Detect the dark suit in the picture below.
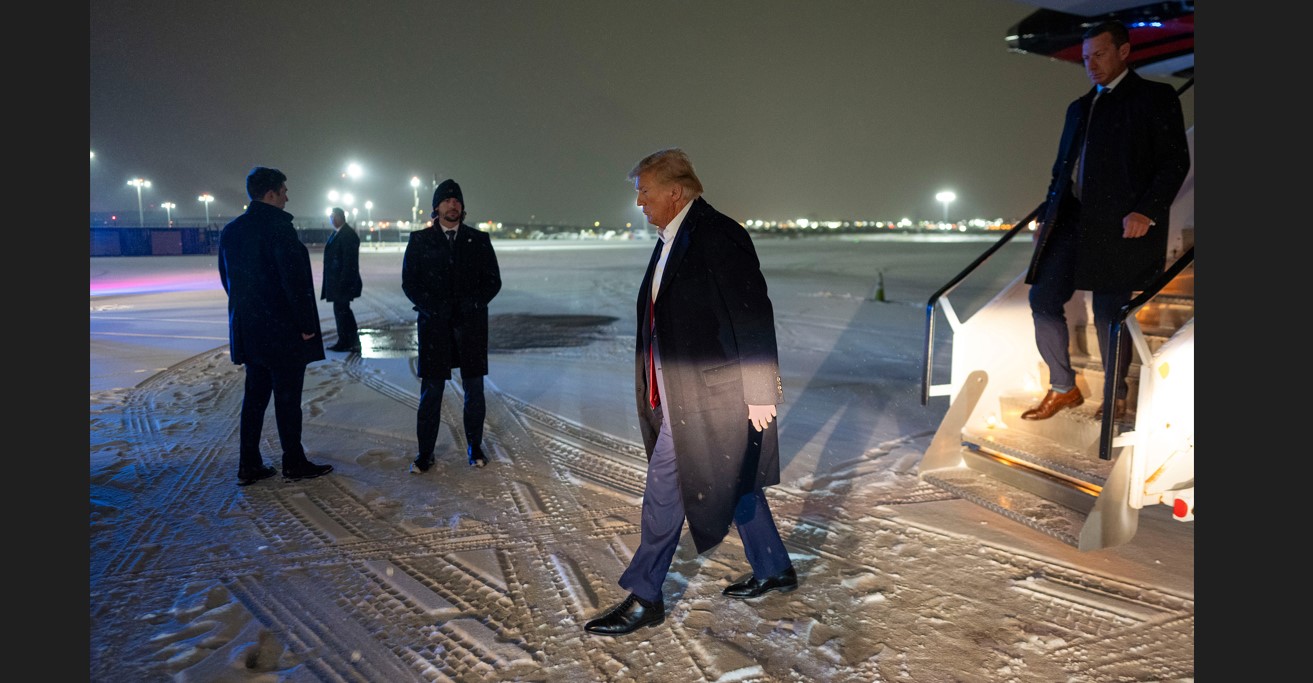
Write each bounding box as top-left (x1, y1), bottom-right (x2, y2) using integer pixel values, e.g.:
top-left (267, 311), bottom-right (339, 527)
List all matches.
top-left (402, 223), bottom-right (502, 458)
top-left (619, 196), bottom-right (790, 605)
top-left (218, 200), bottom-right (324, 470)
top-left (321, 222), bottom-right (362, 347)
top-left (1025, 69), bottom-right (1190, 397)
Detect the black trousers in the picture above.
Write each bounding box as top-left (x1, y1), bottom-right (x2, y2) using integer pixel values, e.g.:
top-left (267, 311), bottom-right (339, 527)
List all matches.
top-left (239, 361), bottom-right (308, 470)
top-left (332, 299), bottom-right (358, 345)
top-left (417, 370), bottom-right (485, 458)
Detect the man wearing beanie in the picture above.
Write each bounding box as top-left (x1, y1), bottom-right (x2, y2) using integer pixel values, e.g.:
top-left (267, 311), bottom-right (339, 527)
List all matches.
top-left (401, 179), bottom-right (502, 471)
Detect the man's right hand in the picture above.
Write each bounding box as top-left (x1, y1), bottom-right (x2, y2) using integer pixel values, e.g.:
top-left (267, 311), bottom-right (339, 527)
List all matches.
top-left (1122, 212), bottom-right (1154, 239)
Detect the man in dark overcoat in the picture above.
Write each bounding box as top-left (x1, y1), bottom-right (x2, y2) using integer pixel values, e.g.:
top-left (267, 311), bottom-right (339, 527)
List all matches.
top-left (218, 166), bottom-right (333, 485)
top-left (402, 179), bottom-right (502, 471)
top-left (322, 206), bottom-right (363, 352)
top-left (584, 148), bottom-right (795, 637)
top-left (1020, 20), bottom-right (1190, 421)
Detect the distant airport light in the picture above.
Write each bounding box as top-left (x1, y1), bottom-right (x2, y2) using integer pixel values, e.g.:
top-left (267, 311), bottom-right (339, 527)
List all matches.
top-left (127, 178), bottom-right (152, 226)
top-left (935, 190), bottom-right (956, 223)
top-left (198, 194), bottom-right (214, 225)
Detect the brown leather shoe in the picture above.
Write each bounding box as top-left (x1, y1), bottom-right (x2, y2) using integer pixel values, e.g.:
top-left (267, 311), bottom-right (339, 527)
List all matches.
top-left (1021, 388), bottom-right (1083, 420)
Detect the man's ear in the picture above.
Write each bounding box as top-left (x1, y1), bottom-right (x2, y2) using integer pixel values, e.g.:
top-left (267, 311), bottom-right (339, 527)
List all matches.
top-left (1118, 41), bottom-right (1131, 62)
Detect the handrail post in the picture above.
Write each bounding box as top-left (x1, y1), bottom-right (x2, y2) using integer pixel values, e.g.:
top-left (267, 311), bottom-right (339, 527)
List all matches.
top-left (920, 206), bottom-right (1041, 406)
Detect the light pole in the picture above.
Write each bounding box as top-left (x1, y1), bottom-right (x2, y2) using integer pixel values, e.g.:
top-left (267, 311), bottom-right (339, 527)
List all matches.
top-left (161, 202), bottom-right (176, 226)
top-left (410, 176), bottom-right (421, 224)
top-left (365, 200), bottom-right (373, 225)
top-left (198, 194), bottom-right (214, 225)
top-left (127, 178), bottom-right (151, 226)
top-left (341, 192), bottom-right (355, 223)
top-left (935, 190), bottom-right (956, 224)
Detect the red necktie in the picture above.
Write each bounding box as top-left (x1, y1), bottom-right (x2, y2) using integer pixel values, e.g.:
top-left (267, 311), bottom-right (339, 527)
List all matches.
top-left (648, 296), bottom-right (659, 408)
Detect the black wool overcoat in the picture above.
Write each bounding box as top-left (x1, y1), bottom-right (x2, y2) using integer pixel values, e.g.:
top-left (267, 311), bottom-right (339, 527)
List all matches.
top-left (218, 201), bottom-right (325, 368)
top-left (1026, 69), bottom-right (1191, 292)
top-left (321, 224), bottom-right (362, 302)
top-left (402, 223), bottom-right (501, 379)
top-left (635, 197), bottom-right (785, 554)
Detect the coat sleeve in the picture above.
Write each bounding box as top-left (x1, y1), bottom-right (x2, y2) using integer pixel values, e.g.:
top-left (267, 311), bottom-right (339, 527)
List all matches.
top-left (346, 229), bottom-right (363, 298)
top-left (707, 219), bottom-right (782, 406)
top-left (477, 233), bottom-right (501, 305)
top-left (1040, 99), bottom-right (1084, 221)
top-left (401, 232), bottom-right (431, 313)
top-left (274, 224), bottom-right (320, 335)
top-left (1132, 84), bottom-right (1191, 221)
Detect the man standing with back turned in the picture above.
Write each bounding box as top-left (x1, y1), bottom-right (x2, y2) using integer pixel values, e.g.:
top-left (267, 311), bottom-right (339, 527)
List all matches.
top-left (322, 206), bottom-right (362, 352)
top-left (219, 166), bottom-right (334, 485)
top-left (583, 148), bottom-right (796, 637)
top-left (1020, 20), bottom-right (1190, 422)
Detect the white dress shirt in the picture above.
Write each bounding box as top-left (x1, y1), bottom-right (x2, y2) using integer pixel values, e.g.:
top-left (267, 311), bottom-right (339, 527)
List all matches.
top-left (651, 199), bottom-right (693, 302)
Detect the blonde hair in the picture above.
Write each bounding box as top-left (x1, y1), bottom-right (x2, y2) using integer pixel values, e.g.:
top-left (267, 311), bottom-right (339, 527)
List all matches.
top-left (628, 148), bottom-right (703, 199)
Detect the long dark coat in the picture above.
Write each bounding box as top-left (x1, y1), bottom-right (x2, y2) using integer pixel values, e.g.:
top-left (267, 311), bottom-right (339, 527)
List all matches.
top-left (218, 201), bottom-right (325, 368)
top-left (402, 223), bottom-right (501, 379)
top-left (1026, 69), bottom-right (1191, 292)
top-left (321, 223), bottom-right (362, 302)
top-left (635, 197), bottom-right (784, 554)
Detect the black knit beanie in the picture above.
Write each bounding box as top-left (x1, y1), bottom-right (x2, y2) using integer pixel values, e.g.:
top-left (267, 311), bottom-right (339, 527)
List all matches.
top-left (431, 179), bottom-right (463, 218)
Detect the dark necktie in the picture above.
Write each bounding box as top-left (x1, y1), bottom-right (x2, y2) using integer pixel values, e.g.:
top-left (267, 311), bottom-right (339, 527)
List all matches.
top-left (445, 229), bottom-right (456, 244)
top-left (648, 296), bottom-right (659, 409)
top-left (1074, 88), bottom-right (1106, 200)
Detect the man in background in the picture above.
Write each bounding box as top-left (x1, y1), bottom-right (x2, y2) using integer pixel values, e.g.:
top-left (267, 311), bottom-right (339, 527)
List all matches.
top-left (1021, 20), bottom-right (1190, 422)
top-left (218, 166), bottom-right (334, 485)
top-left (322, 207), bottom-right (363, 352)
top-left (402, 179), bottom-right (502, 472)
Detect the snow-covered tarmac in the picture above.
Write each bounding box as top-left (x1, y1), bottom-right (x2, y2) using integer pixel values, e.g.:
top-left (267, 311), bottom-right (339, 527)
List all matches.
top-left (90, 236), bottom-right (1193, 682)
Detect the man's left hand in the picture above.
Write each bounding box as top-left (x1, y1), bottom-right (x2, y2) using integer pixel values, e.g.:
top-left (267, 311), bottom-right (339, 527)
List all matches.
top-left (1122, 212), bottom-right (1154, 239)
top-left (748, 404), bottom-right (776, 432)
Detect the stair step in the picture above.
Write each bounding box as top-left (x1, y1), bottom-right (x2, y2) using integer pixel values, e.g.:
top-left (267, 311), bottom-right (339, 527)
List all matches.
top-left (995, 395), bottom-right (1131, 459)
top-left (921, 466), bottom-right (1088, 547)
top-left (964, 428), bottom-right (1114, 486)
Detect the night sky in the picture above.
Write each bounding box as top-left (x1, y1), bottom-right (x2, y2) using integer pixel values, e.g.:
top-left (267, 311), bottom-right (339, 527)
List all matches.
top-left (89, 0), bottom-right (1194, 228)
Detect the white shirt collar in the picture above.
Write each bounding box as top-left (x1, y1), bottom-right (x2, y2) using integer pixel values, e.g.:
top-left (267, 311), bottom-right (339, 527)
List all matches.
top-left (659, 199), bottom-right (694, 244)
top-left (1100, 69), bottom-right (1129, 94)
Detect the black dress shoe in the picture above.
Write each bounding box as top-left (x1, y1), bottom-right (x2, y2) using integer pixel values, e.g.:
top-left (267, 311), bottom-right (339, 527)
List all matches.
top-left (583, 594), bottom-right (665, 636)
top-left (410, 454), bottom-right (434, 474)
top-left (722, 566), bottom-right (799, 599)
top-left (237, 464), bottom-right (277, 486)
top-left (467, 444), bottom-right (488, 468)
top-left (283, 461), bottom-right (334, 481)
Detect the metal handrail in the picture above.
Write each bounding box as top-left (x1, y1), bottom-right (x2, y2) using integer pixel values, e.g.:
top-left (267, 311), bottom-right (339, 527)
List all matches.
top-left (922, 78), bottom-right (1193, 410)
top-left (920, 205), bottom-right (1040, 405)
top-left (1098, 246), bottom-right (1194, 459)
